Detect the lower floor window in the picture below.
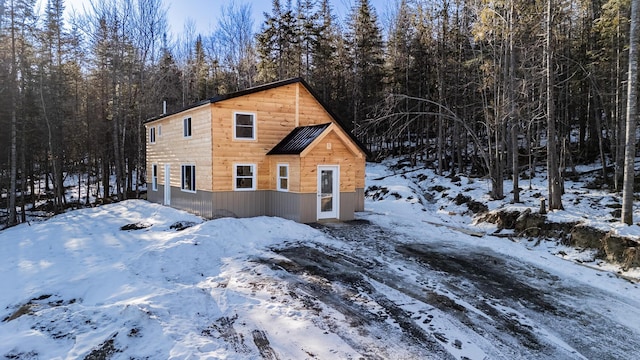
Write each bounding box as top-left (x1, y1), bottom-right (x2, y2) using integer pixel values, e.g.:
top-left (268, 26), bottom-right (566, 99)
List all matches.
top-left (181, 164), bottom-right (196, 192)
top-left (152, 164), bottom-right (158, 191)
top-left (235, 164), bottom-right (256, 190)
top-left (277, 164), bottom-right (288, 191)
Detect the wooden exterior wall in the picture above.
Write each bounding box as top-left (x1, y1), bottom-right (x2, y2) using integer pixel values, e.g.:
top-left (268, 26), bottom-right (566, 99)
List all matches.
top-left (297, 85), bottom-right (338, 126)
top-left (146, 104), bottom-right (213, 192)
top-left (300, 130), bottom-right (364, 193)
top-left (268, 155), bottom-right (301, 192)
top-left (145, 80), bottom-right (366, 222)
top-left (211, 84), bottom-right (298, 192)
top-left (209, 82), bottom-right (357, 193)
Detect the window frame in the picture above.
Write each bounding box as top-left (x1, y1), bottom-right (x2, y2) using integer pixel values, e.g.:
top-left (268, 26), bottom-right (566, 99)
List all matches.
top-left (233, 112), bottom-right (257, 140)
top-left (149, 126), bottom-right (156, 144)
top-left (181, 164), bottom-right (196, 193)
top-left (277, 164), bottom-right (289, 192)
top-left (234, 164), bottom-right (256, 191)
top-left (183, 117), bottom-right (192, 138)
top-left (151, 164), bottom-right (158, 191)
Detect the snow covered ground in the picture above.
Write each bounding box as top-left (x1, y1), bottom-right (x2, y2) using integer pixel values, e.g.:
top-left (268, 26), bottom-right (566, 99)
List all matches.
top-left (1, 160), bottom-right (640, 359)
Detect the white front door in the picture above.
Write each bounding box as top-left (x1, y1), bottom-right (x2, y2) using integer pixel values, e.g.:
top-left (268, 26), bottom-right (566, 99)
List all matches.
top-left (317, 165), bottom-right (339, 220)
top-left (164, 164), bottom-right (171, 205)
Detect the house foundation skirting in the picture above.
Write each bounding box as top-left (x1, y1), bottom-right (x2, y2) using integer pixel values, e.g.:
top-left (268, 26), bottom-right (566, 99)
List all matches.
top-left (147, 186), bottom-right (364, 223)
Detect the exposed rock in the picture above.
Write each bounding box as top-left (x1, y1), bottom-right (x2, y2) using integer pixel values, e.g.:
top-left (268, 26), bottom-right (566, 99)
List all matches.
top-left (120, 223), bottom-right (150, 231)
top-left (474, 208), bottom-right (640, 269)
top-left (453, 193), bottom-right (488, 214)
top-left (570, 225), bottom-right (607, 249)
top-left (603, 233), bottom-right (639, 263)
top-left (623, 247), bottom-right (640, 271)
top-left (475, 210), bottom-right (521, 231)
top-left (169, 221), bottom-right (196, 231)
top-left (514, 209), bottom-right (545, 237)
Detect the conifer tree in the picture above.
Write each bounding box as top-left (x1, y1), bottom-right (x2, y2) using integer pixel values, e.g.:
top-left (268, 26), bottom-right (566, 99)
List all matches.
top-left (309, 0), bottom-right (339, 103)
top-left (346, 0), bottom-right (385, 131)
top-left (257, 0), bottom-right (299, 82)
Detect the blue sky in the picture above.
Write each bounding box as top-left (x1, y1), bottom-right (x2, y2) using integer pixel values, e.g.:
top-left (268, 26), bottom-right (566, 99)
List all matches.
top-left (61, 0), bottom-right (392, 35)
top-left (162, 0), bottom-right (392, 35)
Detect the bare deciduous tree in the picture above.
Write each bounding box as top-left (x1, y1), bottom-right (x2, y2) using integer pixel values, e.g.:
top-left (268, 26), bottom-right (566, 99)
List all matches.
top-left (622, 0), bottom-right (639, 225)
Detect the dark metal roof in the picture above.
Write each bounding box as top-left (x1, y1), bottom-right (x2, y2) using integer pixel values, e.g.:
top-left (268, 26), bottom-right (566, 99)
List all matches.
top-left (267, 123), bottom-right (331, 155)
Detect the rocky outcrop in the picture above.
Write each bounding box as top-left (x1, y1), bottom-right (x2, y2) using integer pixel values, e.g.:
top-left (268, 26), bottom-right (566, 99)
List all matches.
top-left (570, 225), bottom-right (607, 250)
top-left (476, 209), bottom-right (640, 269)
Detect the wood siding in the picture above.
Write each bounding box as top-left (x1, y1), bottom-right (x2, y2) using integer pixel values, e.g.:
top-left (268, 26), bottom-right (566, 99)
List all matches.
top-left (146, 104), bottom-right (213, 192)
top-left (300, 130), bottom-right (364, 193)
top-left (268, 155), bottom-right (301, 192)
top-left (297, 85), bottom-right (337, 126)
top-left (145, 80), bottom-right (367, 222)
top-left (211, 84), bottom-right (299, 192)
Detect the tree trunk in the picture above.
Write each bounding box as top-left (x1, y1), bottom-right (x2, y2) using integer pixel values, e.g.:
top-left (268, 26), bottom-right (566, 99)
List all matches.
top-left (509, 1), bottom-right (519, 203)
top-left (547, 0), bottom-right (564, 210)
top-left (622, 0), bottom-right (640, 225)
top-left (7, 0), bottom-right (19, 227)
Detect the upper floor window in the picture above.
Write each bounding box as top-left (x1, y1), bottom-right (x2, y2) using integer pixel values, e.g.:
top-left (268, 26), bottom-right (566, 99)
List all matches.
top-left (234, 164), bottom-right (256, 191)
top-left (183, 117), bottom-right (192, 138)
top-left (151, 164), bottom-right (158, 191)
top-left (149, 127), bottom-right (156, 143)
top-left (181, 164), bottom-right (196, 192)
top-left (277, 164), bottom-right (289, 192)
top-left (158, 125), bottom-right (162, 136)
top-left (234, 112), bottom-right (256, 140)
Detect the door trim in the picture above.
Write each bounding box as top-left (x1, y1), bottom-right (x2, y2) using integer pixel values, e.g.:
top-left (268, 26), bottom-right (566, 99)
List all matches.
top-left (317, 165), bottom-right (339, 220)
top-left (164, 164), bottom-right (171, 205)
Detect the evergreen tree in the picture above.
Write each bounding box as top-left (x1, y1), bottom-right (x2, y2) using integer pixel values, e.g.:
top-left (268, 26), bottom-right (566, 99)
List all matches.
top-left (193, 35), bottom-right (209, 101)
top-left (309, 0), bottom-right (339, 103)
top-left (387, 0), bottom-right (414, 96)
top-left (346, 0), bottom-right (385, 131)
top-left (155, 40), bottom-right (182, 113)
top-left (257, 0), bottom-right (299, 82)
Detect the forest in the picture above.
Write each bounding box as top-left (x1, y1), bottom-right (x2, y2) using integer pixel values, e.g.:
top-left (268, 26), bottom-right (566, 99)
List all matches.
top-left (1, 0), bottom-right (639, 228)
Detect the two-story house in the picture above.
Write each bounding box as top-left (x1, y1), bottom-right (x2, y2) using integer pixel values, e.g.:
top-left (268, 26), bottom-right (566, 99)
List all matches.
top-left (144, 78), bottom-right (367, 223)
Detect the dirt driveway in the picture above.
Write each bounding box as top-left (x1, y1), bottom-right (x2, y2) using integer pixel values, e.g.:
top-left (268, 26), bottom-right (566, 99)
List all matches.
top-left (259, 220), bottom-right (640, 359)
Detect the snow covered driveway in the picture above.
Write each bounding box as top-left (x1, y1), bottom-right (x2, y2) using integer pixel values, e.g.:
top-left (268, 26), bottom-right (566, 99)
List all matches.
top-left (2, 199), bottom-right (640, 359)
top-left (260, 218), bottom-right (640, 359)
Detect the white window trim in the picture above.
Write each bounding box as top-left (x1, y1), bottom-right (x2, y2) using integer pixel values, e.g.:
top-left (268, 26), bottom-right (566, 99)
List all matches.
top-left (151, 163), bottom-right (158, 191)
top-left (277, 163), bottom-right (289, 192)
top-left (234, 163), bottom-right (256, 191)
top-left (183, 117), bottom-right (192, 138)
top-left (181, 164), bottom-right (196, 193)
top-left (149, 126), bottom-right (156, 144)
top-left (233, 112), bottom-right (257, 140)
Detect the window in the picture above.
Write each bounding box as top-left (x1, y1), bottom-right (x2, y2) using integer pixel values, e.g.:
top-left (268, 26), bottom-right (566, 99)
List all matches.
top-left (183, 117), bottom-right (192, 138)
top-left (277, 164), bottom-right (289, 192)
top-left (149, 127), bottom-right (156, 143)
top-left (151, 164), bottom-right (158, 191)
top-left (158, 125), bottom-right (162, 136)
top-left (234, 164), bottom-right (256, 191)
top-left (234, 112), bottom-right (256, 140)
top-left (181, 165), bottom-right (196, 192)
